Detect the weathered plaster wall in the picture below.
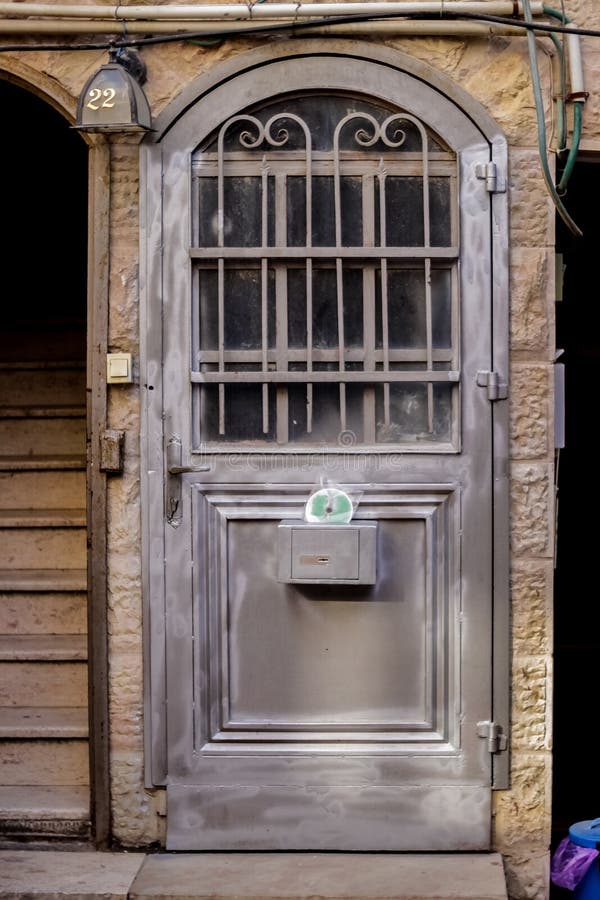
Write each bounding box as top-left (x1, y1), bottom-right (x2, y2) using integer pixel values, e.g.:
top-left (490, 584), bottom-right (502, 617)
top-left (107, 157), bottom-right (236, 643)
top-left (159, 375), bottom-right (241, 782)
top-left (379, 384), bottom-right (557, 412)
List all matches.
top-left (3, 2), bottom-right (600, 893)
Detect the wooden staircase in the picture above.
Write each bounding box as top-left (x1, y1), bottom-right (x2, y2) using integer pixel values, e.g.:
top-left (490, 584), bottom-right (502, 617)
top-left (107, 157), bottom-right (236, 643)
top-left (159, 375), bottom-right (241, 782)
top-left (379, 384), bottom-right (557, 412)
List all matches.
top-left (0, 356), bottom-right (89, 841)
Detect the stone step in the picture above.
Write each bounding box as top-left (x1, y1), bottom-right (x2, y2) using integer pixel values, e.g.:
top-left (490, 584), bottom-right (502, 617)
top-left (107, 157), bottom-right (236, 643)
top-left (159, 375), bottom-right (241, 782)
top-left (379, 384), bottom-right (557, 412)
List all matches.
top-left (0, 528), bottom-right (86, 570)
top-left (0, 661), bottom-right (87, 707)
top-left (0, 405), bottom-right (86, 419)
top-left (3, 508), bottom-right (86, 529)
top-left (0, 417), bottom-right (85, 457)
top-left (0, 786), bottom-right (89, 821)
top-left (0, 509), bottom-right (85, 528)
top-left (0, 788), bottom-right (90, 841)
top-left (132, 854), bottom-right (509, 900)
top-left (0, 470), bottom-right (85, 511)
top-left (0, 365), bottom-right (85, 408)
top-left (0, 707), bottom-right (88, 739)
top-left (0, 571), bottom-right (87, 592)
top-left (0, 592), bottom-right (87, 635)
top-left (0, 740), bottom-right (89, 787)
top-left (0, 456), bottom-right (86, 473)
top-left (0, 635), bottom-right (87, 661)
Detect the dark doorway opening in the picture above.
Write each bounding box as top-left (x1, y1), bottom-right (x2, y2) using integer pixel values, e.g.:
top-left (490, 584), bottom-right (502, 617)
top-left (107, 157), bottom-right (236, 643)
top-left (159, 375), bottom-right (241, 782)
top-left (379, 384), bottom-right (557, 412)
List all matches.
top-left (0, 78), bottom-right (90, 844)
top-left (551, 160), bottom-right (600, 896)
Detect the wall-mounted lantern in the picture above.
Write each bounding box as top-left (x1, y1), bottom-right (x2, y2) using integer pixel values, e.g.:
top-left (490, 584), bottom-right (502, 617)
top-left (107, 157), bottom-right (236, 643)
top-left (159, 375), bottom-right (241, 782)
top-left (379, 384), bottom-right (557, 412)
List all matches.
top-left (75, 47), bottom-right (152, 133)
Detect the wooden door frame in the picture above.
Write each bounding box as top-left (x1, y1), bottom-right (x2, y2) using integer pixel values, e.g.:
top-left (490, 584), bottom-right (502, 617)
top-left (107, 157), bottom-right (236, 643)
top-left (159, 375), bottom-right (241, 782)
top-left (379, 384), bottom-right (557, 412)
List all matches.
top-left (0, 65), bottom-right (111, 848)
top-left (86, 137), bottom-right (111, 850)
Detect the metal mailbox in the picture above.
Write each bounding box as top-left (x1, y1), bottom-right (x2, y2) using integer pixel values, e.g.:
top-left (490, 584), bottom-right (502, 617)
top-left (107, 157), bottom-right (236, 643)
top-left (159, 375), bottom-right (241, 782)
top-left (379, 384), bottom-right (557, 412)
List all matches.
top-left (277, 519), bottom-right (377, 585)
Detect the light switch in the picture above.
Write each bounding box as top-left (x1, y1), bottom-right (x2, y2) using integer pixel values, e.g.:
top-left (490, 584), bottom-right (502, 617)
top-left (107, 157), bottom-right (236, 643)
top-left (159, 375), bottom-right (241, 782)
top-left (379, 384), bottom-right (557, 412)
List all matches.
top-left (107, 353), bottom-right (133, 384)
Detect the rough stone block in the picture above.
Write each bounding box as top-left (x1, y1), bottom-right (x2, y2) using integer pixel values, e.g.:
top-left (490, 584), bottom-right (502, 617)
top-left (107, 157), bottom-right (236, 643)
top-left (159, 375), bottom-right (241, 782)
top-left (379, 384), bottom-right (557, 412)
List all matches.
top-left (511, 659), bottom-right (548, 751)
top-left (511, 563), bottom-right (553, 657)
top-left (493, 753), bottom-right (552, 847)
top-left (111, 753), bottom-right (164, 847)
top-left (509, 149), bottom-right (555, 248)
top-left (510, 464), bottom-right (554, 557)
top-left (510, 365), bottom-right (550, 459)
top-left (510, 248), bottom-right (552, 354)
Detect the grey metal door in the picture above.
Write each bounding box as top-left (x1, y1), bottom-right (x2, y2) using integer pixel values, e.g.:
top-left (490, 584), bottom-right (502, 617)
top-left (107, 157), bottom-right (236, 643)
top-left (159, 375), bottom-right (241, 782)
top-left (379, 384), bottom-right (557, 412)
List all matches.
top-left (142, 45), bottom-right (509, 852)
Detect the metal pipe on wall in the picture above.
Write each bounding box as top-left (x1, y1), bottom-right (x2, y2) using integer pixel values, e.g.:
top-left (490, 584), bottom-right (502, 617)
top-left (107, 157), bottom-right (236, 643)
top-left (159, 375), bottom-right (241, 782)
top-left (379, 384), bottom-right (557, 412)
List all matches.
top-left (0, 18), bottom-right (529, 35)
top-left (0, 1), bottom-right (546, 19)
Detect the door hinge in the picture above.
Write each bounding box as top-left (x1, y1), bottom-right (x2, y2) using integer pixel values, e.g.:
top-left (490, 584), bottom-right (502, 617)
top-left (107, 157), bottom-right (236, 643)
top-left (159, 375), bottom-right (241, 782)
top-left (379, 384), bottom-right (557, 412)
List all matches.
top-left (475, 161), bottom-right (506, 193)
top-left (477, 720), bottom-right (508, 754)
top-left (476, 370), bottom-right (508, 401)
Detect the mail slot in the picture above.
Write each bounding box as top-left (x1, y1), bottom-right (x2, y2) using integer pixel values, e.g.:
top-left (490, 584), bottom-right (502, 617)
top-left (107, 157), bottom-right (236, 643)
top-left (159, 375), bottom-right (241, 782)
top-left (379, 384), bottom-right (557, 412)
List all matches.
top-left (277, 520), bottom-right (377, 585)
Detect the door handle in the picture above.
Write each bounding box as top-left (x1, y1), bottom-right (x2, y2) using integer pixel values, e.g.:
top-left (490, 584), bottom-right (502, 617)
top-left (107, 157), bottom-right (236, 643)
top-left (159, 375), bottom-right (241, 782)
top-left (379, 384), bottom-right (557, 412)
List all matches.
top-left (165, 436), bottom-right (210, 527)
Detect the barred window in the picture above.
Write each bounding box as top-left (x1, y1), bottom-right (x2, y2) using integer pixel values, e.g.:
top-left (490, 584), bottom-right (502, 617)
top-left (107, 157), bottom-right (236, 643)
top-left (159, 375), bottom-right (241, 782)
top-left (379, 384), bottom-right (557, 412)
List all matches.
top-left (190, 93), bottom-right (459, 450)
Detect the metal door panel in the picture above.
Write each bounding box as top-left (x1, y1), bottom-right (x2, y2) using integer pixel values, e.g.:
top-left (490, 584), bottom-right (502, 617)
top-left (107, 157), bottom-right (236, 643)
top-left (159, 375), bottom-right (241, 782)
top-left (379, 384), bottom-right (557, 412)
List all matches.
top-left (142, 44), bottom-right (508, 850)
top-left (167, 784), bottom-right (490, 851)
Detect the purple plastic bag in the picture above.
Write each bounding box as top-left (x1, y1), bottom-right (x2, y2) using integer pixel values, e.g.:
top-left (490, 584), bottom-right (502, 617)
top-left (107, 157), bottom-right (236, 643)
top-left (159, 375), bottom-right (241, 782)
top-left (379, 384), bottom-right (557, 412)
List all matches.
top-left (551, 836), bottom-right (599, 890)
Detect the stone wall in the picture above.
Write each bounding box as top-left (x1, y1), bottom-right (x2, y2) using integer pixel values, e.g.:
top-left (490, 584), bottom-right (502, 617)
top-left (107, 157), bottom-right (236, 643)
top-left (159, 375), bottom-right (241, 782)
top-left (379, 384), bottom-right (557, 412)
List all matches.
top-left (3, 3), bottom-right (600, 894)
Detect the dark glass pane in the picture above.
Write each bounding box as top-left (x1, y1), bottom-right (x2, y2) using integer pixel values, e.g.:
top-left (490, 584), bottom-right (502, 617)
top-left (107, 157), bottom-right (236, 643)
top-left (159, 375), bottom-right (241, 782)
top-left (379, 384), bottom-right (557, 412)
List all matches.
top-left (197, 178), bottom-right (218, 247)
top-left (340, 177), bottom-right (363, 247)
top-left (375, 383), bottom-right (453, 442)
top-left (199, 269), bottom-right (218, 351)
top-left (224, 269), bottom-right (262, 350)
top-left (288, 269), bottom-right (307, 350)
top-left (374, 268), bottom-right (451, 351)
top-left (312, 177), bottom-right (335, 246)
top-left (430, 177), bottom-right (452, 247)
top-left (343, 268), bottom-right (363, 349)
top-left (386, 178), bottom-right (424, 247)
top-left (200, 384), bottom-right (275, 442)
top-left (287, 177), bottom-right (307, 247)
top-left (304, 175), bottom-right (363, 247)
top-left (313, 269), bottom-right (338, 349)
top-left (384, 269), bottom-right (426, 349)
top-left (431, 269), bottom-right (452, 349)
top-left (223, 177), bottom-right (262, 246)
top-left (288, 383), bottom-right (363, 444)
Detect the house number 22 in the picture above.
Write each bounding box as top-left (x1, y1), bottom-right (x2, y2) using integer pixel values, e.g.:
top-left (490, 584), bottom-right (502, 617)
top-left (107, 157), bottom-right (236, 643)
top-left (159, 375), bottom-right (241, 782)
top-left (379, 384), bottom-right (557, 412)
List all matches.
top-left (86, 88), bottom-right (116, 110)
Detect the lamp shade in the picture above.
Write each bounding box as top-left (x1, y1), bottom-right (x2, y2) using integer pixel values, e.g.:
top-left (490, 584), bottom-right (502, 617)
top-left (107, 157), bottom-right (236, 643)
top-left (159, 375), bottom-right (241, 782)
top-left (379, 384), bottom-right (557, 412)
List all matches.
top-left (75, 63), bottom-right (152, 133)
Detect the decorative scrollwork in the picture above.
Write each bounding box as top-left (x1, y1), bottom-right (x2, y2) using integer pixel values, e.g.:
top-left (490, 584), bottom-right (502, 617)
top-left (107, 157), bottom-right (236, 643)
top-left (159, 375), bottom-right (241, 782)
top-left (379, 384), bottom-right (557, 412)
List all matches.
top-left (218, 112), bottom-right (311, 151)
top-left (333, 111), bottom-right (421, 152)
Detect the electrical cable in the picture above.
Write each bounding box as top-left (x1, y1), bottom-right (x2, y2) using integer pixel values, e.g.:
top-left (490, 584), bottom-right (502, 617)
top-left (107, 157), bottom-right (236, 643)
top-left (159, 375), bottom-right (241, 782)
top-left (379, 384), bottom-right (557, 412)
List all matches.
top-left (521, 0), bottom-right (582, 235)
top-left (543, 5), bottom-right (584, 193)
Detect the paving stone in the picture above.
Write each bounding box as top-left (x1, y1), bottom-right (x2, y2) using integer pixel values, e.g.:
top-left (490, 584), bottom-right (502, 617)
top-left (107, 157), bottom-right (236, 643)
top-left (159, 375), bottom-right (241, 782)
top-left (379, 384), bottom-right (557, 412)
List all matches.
top-left (0, 850), bottom-right (145, 899)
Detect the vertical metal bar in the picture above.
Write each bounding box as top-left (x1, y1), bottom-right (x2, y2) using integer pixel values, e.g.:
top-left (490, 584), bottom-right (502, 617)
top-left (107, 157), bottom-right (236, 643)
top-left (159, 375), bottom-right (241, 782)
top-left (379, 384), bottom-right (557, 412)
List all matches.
top-left (261, 156), bottom-right (269, 434)
top-left (363, 172), bottom-right (376, 444)
top-left (377, 158), bottom-right (391, 428)
top-left (421, 130), bottom-right (434, 433)
top-left (333, 133), bottom-right (346, 433)
top-left (217, 259), bottom-right (225, 435)
top-left (305, 128), bottom-right (313, 434)
top-left (275, 172), bottom-right (288, 444)
top-left (217, 130), bottom-right (227, 434)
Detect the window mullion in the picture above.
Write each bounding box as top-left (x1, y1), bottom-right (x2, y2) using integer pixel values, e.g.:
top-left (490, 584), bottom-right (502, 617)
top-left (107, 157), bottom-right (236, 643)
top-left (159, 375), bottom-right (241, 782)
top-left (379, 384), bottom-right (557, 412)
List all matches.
top-left (362, 172), bottom-right (376, 444)
top-left (275, 171), bottom-right (289, 444)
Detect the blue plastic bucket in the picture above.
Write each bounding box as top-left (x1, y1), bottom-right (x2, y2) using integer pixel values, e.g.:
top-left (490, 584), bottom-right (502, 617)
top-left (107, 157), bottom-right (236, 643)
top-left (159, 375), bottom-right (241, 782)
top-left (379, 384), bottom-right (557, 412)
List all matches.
top-left (570, 819), bottom-right (600, 899)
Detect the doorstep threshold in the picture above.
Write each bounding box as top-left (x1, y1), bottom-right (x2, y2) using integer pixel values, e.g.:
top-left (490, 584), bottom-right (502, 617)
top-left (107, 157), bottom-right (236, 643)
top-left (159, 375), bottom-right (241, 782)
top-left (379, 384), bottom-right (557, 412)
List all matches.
top-left (0, 850), bottom-right (508, 900)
